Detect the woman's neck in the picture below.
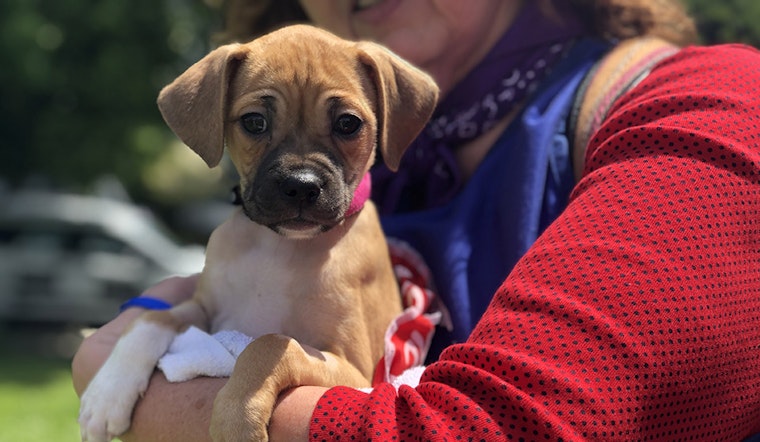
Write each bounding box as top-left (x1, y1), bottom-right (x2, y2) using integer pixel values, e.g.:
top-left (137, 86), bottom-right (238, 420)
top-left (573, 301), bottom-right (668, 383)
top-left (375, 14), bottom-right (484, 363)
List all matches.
top-left (454, 107), bottom-right (518, 180)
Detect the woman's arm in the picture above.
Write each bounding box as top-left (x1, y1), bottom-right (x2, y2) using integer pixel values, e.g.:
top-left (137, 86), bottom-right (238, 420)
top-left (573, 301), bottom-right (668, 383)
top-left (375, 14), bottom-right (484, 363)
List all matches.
top-left (304, 44), bottom-right (760, 441)
top-left (122, 374), bottom-right (223, 442)
top-left (268, 387), bottom-right (326, 442)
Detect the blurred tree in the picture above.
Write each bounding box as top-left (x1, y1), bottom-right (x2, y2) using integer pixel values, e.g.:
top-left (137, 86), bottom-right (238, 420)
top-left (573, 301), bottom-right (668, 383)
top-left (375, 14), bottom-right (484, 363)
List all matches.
top-left (0, 0), bottom-right (221, 199)
top-left (0, 0), bottom-right (756, 204)
top-left (684, 0), bottom-right (760, 46)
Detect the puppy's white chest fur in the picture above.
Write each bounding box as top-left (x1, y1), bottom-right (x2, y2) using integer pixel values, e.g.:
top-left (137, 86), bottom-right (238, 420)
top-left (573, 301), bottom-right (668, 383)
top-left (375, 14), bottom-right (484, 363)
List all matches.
top-left (198, 209), bottom-right (342, 338)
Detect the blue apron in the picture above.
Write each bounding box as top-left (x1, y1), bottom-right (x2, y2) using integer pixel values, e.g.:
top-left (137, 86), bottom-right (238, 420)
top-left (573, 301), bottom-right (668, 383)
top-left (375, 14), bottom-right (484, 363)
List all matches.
top-left (379, 40), bottom-right (610, 358)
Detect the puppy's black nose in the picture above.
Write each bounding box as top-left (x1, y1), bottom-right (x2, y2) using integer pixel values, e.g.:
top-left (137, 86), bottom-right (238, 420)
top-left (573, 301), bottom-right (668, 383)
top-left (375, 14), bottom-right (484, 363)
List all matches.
top-left (280, 171), bottom-right (322, 204)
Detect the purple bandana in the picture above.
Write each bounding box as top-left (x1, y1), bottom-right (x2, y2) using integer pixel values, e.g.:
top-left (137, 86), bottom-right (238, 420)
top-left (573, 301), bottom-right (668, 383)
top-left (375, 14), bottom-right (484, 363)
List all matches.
top-left (372, 2), bottom-right (584, 214)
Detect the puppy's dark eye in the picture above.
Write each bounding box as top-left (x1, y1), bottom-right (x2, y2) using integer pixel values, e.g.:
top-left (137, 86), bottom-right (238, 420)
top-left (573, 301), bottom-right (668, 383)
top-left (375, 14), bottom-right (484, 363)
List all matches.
top-left (333, 114), bottom-right (362, 137)
top-left (241, 113), bottom-right (268, 135)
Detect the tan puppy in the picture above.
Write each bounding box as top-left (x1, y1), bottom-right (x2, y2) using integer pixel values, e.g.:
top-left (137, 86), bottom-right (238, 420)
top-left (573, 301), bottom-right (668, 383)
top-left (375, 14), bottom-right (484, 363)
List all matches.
top-left (78, 24), bottom-right (438, 442)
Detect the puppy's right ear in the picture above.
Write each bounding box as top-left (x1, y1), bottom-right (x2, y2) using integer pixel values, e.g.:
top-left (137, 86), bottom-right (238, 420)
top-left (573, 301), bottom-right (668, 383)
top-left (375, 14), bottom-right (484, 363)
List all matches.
top-left (157, 43), bottom-right (247, 168)
top-left (356, 42), bottom-right (439, 172)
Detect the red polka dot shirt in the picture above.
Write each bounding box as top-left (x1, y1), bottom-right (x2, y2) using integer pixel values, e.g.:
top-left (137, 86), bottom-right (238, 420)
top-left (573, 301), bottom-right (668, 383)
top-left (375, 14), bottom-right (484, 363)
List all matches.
top-left (310, 44), bottom-right (760, 441)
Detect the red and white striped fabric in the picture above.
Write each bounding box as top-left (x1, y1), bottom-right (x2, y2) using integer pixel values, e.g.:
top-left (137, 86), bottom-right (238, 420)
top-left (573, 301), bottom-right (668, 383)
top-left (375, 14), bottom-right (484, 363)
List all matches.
top-left (372, 239), bottom-right (449, 386)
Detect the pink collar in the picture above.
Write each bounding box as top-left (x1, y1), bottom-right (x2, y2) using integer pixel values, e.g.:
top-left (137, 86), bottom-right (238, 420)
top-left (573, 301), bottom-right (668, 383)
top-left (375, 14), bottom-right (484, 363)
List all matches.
top-left (345, 173), bottom-right (371, 218)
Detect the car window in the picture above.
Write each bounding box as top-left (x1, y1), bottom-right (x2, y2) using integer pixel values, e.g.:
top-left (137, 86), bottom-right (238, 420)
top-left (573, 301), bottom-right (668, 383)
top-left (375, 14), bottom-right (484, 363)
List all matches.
top-left (77, 233), bottom-right (127, 254)
top-left (0, 226), bottom-right (17, 244)
top-left (9, 228), bottom-right (67, 251)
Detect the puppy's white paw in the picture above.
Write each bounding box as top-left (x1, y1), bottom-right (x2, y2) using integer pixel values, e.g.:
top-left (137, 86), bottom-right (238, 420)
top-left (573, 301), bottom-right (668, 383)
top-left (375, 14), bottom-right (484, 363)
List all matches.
top-left (78, 367), bottom-right (150, 442)
top-left (78, 316), bottom-right (180, 441)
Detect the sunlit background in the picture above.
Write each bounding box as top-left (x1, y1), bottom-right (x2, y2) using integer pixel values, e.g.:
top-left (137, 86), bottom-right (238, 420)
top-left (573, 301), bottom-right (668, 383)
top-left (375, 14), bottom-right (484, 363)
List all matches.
top-left (0, 0), bottom-right (758, 440)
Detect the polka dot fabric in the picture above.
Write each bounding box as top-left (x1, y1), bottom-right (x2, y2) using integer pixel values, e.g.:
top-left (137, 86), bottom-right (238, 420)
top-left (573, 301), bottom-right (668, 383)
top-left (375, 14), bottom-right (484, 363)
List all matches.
top-left (310, 44), bottom-right (760, 441)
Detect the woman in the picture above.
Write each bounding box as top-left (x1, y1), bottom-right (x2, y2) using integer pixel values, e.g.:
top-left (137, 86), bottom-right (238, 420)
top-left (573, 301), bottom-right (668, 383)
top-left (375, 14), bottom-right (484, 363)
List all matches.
top-left (73, 1), bottom-right (760, 440)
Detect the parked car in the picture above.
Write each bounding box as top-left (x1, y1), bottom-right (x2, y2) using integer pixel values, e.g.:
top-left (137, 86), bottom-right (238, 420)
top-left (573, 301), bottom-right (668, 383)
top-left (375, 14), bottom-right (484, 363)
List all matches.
top-left (0, 189), bottom-right (206, 325)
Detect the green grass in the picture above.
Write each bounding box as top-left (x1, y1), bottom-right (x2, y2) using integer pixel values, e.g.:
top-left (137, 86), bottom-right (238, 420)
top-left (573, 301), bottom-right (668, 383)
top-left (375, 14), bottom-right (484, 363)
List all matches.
top-left (0, 325), bottom-right (81, 442)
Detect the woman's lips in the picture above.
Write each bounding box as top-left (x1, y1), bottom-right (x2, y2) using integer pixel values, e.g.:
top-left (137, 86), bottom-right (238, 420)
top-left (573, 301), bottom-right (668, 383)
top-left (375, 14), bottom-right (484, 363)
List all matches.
top-left (354, 0), bottom-right (384, 12)
top-left (351, 0), bottom-right (401, 25)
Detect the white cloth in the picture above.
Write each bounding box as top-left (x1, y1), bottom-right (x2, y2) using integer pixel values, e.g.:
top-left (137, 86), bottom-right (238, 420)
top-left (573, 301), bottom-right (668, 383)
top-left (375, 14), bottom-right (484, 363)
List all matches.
top-left (358, 365), bottom-right (426, 393)
top-left (157, 326), bottom-right (253, 382)
top-left (158, 326), bottom-right (426, 391)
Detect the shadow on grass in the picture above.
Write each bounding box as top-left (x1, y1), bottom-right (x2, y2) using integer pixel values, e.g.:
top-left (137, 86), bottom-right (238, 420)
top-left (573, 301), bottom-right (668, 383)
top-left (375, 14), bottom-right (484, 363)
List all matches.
top-left (0, 321), bottom-right (82, 385)
top-left (0, 322), bottom-right (83, 442)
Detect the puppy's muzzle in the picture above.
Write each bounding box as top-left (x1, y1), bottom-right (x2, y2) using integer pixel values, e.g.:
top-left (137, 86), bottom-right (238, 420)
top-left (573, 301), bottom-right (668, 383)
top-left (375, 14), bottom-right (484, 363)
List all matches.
top-left (243, 164), bottom-right (348, 237)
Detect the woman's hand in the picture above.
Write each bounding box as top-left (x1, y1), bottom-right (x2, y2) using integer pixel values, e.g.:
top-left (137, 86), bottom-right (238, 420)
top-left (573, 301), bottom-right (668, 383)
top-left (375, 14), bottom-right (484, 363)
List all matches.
top-left (72, 274), bottom-right (200, 396)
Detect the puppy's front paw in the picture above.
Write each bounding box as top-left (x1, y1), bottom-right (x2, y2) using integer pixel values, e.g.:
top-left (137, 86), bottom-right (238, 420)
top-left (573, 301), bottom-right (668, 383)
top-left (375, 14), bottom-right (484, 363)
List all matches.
top-left (209, 381), bottom-right (276, 442)
top-left (78, 368), bottom-right (149, 442)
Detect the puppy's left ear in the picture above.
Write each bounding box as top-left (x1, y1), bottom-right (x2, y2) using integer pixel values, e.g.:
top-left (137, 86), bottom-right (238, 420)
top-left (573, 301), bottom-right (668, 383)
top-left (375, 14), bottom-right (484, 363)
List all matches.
top-left (357, 42), bottom-right (439, 171)
top-left (157, 43), bottom-right (248, 168)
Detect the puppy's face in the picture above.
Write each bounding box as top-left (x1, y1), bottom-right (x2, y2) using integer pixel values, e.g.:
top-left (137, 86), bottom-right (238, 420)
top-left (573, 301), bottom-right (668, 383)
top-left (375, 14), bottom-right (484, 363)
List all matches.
top-left (224, 41), bottom-right (378, 238)
top-left (157, 25), bottom-right (439, 239)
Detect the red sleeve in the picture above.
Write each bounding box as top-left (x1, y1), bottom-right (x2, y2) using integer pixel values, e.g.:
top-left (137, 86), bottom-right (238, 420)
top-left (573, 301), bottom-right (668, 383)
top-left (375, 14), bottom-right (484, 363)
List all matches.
top-left (309, 44), bottom-right (760, 441)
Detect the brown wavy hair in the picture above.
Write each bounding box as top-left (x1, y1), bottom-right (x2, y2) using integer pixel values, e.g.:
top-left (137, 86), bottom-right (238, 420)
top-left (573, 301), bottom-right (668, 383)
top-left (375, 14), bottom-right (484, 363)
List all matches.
top-left (564, 0), bottom-right (697, 46)
top-left (215, 0), bottom-right (698, 46)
